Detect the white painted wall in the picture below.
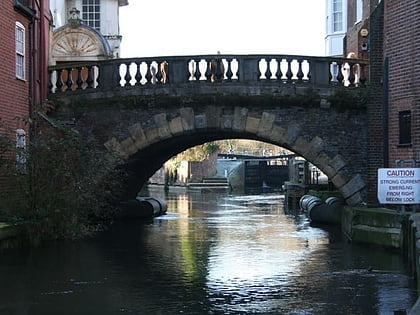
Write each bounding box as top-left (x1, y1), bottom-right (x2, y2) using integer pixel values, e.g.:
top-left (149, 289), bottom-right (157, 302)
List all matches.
top-left (50, 0), bottom-right (125, 57)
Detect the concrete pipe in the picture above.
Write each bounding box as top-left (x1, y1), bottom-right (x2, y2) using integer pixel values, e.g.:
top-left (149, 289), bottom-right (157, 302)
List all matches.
top-left (118, 197), bottom-right (167, 219)
top-left (142, 197), bottom-right (167, 215)
top-left (299, 195), bottom-right (322, 212)
top-left (325, 197), bottom-right (345, 206)
top-left (117, 199), bottom-right (154, 219)
top-left (299, 195), bottom-right (313, 211)
top-left (138, 198), bottom-right (161, 217)
top-left (308, 203), bottom-right (342, 224)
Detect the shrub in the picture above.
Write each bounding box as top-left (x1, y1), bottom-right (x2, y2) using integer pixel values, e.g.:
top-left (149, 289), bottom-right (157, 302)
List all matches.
top-left (0, 115), bottom-right (121, 240)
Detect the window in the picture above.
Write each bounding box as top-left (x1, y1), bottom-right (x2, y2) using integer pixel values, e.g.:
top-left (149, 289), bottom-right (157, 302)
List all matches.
top-left (82, 0), bottom-right (100, 31)
top-left (356, 0), bottom-right (363, 23)
top-left (15, 0), bottom-right (30, 7)
top-left (332, 0), bottom-right (343, 32)
top-left (16, 129), bottom-right (26, 172)
top-left (399, 111), bottom-right (412, 145)
top-left (15, 22), bottom-right (25, 80)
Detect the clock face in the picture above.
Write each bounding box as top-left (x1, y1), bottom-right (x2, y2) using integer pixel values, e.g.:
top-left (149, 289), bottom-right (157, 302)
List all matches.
top-left (360, 29), bottom-right (369, 37)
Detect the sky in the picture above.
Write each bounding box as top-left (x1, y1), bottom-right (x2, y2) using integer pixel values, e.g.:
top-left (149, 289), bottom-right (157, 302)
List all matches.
top-left (119, 0), bottom-right (326, 58)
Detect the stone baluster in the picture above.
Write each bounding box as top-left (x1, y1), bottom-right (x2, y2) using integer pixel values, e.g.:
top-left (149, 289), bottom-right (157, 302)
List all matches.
top-left (264, 59), bottom-right (272, 80)
top-left (193, 60), bottom-right (201, 81)
top-left (276, 58), bottom-right (283, 81)
top-left (115, 63), bottom-right (123, 87)
top-left (135, 62), bottom-right (142, 85)
top-left (86, 65), bottom-right (94, 88)
top-left (328, 63), bottom-right (333, 82)
top-left (155, 61), bottom-right (163, 84)
top-left (144, 62), bottom-right (153, 84)
top-left (124, 62), bottom-right (132, 86)
top-left (215, 58), bottom-right (224, 81)
top-left (306, 60), bottom-right (312, 82)
top-left (65, 68), bottom-right (73, 91)
top-left (205, 58), bottom-right (212, 82)
top-left (55, 69), bottom-right (64, 92)
top-left (348, 62), bottom-right (356, 87)
top-left (336, 61), bottom-right (344, 84)
top-left (48, 71), bottom-right (54, 93)
top-left (257, 59), bottom-right (262, 80)
top-left (296, 59), bottom-right (304, 82)
top-left (225, 58), bottom-right (233, 82)
top-left (76, 67), bottom-right (84, 89)
top-left (286, 58), bottom-right (293, 82)
top-left (46, 55), bottom-right (369, 94)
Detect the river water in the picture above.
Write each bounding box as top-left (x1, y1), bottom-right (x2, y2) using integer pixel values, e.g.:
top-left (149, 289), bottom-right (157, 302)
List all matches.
top-left (0, 191), bottom-right (416, 314)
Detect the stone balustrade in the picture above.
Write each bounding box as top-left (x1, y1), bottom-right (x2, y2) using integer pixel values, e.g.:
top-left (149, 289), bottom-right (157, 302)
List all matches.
top-left (48, 54), bottom-right (368, 94)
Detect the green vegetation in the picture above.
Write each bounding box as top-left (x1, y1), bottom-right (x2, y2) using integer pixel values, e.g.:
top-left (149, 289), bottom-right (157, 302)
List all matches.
top-left (0, 114), bottom-right (121, 241)
top-left (216, 139), bottom-right (289, 156)
top-left (308, 190), bottom-right (343, 201)
top-left (163, 142), bottom-right (219, 186)
top-left (173, 142), bottom-right (219, 163)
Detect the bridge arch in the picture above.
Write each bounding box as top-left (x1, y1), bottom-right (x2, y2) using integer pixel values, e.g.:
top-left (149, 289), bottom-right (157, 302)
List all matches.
top-left (102, 105), bottom-right (366, 206)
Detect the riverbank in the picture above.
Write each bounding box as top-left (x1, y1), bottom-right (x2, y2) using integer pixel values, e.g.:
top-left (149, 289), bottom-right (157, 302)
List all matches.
top-left (341, 207), bottom-right (420, 314)
top-left (0, 223), bottom-right (21, 240)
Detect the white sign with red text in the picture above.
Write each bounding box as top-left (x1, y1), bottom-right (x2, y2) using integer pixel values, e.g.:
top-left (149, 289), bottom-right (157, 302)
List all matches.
top-left (378, 168), bottom-right (420, 204)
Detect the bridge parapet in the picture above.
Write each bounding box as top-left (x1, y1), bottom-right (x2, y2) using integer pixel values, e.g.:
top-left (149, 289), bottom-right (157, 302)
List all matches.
top-left (48, 54), bottom-right (368, 94)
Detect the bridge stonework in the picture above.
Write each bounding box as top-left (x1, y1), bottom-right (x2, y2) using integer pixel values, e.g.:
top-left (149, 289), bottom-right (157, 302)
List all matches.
top-left (48, 54), bottom-right (369, 205)
top-left (50, 92), bottom-right (367, 206)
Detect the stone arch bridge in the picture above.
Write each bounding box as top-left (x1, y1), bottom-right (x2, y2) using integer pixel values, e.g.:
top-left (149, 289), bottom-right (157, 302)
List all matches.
top-left (48, 54), bottom-right (369, 206)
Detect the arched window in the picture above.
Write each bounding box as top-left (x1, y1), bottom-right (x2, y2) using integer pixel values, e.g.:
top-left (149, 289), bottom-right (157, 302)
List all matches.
top-left (15, 22), bottom-right (25, 80)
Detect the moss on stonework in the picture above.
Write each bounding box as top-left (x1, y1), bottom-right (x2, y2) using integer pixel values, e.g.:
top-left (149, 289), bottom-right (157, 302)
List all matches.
top-left (50, 86), bottom-right (367, 112)
top-left (327, 88), bottom-right (368, 110)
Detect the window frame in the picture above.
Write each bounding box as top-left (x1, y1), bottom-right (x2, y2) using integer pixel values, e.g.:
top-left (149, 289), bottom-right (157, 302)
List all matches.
top-left (332, 0), bottom-right (343, 32)
top-left (356, 0), bottom-right (363, 23)
top-left (82, 0), bottom-right (101, 31)
top-left (15, 22), bottom-right (25, 80)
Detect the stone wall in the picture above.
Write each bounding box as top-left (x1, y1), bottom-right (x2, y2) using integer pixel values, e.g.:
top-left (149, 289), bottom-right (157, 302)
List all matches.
top-left (50, 86), bottom-right (369, 205)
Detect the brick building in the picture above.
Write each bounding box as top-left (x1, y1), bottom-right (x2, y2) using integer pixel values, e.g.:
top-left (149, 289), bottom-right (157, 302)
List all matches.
top-left (0, 1), bottom-right (51, 183)
top-left (344, 0), bottom-right (420, 204)
top-left (382, 0), bottom-right (419, 168)
top-left (0, 1), bottom-right (50, 143)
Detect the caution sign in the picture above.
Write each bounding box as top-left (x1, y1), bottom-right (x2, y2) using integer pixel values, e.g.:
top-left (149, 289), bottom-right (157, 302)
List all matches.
top-left (377, 168), bottom-right (420, 204)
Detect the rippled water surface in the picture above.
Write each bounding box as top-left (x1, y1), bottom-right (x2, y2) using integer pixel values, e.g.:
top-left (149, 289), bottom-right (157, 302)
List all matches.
top-left (0, 191), bottom-right (416, 314)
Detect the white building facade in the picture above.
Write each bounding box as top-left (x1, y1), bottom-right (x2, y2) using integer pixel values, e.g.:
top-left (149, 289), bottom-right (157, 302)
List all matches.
top-left (325, 0), bottom-right (348, 56)
top-left (49, 0), bottom-right (128, 64)
top-left (325, 0), bottom-right (366, 57)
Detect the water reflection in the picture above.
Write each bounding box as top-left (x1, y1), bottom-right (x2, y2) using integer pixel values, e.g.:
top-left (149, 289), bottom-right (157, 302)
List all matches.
top-left (0, 190), bottom-right (416, 314)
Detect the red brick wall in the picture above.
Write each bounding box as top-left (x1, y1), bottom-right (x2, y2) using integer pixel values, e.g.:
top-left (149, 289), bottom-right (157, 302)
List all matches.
top-left (0, 3), bottom-right (32, 189)
top-left (366, 1), bottom-right (384, 204)
top-left (384, 0), bottom-right (420, 165)
top-left (0, 2), bottom-right (31, 134)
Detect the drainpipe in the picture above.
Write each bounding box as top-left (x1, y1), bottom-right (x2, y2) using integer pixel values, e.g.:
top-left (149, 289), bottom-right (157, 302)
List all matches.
top-left (382, 57), bottom-right (389, 168)
top-left (28, 13), bottom-right (34, 118)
